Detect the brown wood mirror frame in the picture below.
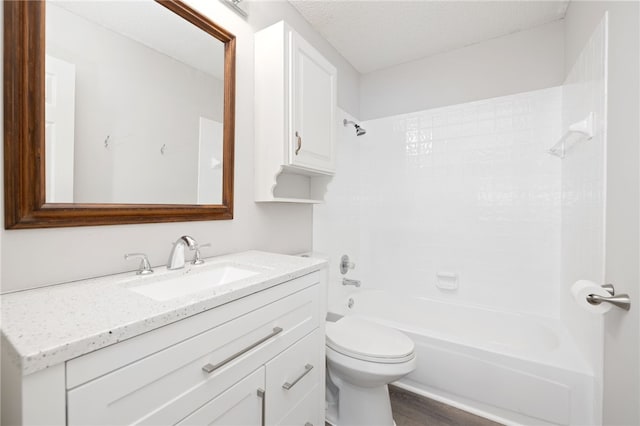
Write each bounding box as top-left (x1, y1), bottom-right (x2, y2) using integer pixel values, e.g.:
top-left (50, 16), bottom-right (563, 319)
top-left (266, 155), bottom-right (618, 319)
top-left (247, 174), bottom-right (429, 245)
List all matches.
top-left (4, 0), bottom-right (236, 229)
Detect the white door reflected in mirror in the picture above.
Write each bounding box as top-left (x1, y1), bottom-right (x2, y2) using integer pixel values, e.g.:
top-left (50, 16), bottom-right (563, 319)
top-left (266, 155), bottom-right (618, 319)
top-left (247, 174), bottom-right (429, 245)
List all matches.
top-left (44, 0), bottom-right (225, 205)
top-left (197, 117), bottom-right (223, 204)
top-left (45, 54), bottom-right (76, 203)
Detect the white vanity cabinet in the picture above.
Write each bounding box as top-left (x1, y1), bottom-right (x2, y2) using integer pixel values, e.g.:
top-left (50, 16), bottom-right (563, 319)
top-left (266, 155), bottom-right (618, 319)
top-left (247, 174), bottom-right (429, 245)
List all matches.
top-left (2, 267), bottom-right (327, 426)
top-left (255, 21), bottom-right (337, 203)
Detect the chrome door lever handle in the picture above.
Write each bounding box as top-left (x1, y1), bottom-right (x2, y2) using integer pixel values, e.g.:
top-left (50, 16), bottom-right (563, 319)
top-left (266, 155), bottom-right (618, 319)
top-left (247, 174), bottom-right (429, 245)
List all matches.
top-left (601, 284), bottom-right (615, 295)
top-left (587, 293), bottom-right (631, 311)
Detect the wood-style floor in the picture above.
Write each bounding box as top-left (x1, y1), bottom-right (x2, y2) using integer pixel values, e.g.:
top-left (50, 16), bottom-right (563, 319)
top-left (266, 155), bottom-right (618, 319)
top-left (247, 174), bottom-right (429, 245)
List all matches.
top-left (388, 385), bottom-right (504, 426)
top-left (325, 385), bottom-right (504, 426)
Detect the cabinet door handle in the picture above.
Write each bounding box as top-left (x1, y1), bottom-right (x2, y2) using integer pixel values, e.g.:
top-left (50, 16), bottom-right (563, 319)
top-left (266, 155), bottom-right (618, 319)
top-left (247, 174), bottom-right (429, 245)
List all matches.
top-left (257, 388), bottom-right (266, 426)
top-left (282, 364), bottom-right (313, 390)
top-left (304, 423), bottom-right (313, 426)
top-left (295, 131), bottom-right (302, 155)
top-left (202, 327), bottom-right (283, 374)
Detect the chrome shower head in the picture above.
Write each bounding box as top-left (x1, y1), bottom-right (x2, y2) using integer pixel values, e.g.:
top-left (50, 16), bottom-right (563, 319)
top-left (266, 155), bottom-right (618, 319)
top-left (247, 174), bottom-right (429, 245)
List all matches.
top-left (344, 119), bottom-right (367, 136)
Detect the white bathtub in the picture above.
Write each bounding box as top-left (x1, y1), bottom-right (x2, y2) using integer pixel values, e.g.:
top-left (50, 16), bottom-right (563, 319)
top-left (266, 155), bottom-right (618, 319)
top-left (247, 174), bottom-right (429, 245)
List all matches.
top-left (333, 290), bottom-right (597, 426)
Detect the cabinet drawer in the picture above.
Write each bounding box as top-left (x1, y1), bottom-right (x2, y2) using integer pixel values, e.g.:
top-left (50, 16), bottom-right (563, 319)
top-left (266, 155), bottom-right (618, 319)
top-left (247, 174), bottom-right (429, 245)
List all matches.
top-left (266, 329), bottom-right (324, 425)
top-left (276, 385), bottom-right (322, 426)
top-left (67, 285), bottom-right (319, 425)
top-left (177, 367), bottom-right (265, 426)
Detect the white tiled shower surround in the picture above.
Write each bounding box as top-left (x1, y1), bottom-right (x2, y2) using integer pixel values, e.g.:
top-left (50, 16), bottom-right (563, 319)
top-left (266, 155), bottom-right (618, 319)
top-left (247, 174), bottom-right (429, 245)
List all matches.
top-left (316, 87), bottom-right (563, 317)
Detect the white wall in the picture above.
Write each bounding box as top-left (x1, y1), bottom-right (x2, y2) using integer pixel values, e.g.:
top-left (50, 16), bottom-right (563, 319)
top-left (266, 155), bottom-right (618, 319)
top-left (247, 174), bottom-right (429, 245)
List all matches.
top-left (316, 87), bottom-right (563, 317)
top-left (0, 0), bottom-right (360, 293)
top-left (47, 4), bottom-right (223, 204)
top-left (360, 20), bottom-right (565, 121)
top-left (564, 2), bottom-right (640, 425)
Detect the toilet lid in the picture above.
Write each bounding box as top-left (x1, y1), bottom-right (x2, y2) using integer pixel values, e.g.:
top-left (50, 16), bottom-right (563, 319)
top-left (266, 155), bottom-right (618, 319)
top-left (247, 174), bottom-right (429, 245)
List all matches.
top-left (326, 316), bottom-right (415, 361)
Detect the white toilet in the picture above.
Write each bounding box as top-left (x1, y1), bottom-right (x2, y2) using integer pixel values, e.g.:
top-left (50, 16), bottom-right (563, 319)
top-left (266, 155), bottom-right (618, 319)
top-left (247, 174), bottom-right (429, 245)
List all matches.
top-left (325, 316), bottom-right (417, 426)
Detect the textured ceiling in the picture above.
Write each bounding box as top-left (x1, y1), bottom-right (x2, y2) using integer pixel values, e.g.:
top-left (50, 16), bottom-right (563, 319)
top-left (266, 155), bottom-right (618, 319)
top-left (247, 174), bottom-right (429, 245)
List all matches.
top-left (288, 0), bottom-right (570, 74)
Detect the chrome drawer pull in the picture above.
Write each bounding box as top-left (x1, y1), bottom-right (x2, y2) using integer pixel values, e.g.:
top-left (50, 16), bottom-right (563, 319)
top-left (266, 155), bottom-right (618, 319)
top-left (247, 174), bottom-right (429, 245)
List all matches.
top-left (257, 388), bottom-right (266, 426)
top-left (304, 423), bottom-right (313, 426)
top-left (282, 364), bottom-right (313, 390)
top-left (202, 327), bottom-right (283, 374)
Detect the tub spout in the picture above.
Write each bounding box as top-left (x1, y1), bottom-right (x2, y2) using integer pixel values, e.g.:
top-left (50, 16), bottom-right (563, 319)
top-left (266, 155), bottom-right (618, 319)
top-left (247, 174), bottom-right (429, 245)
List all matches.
top-left (342, 278), bottom-right (361, 287)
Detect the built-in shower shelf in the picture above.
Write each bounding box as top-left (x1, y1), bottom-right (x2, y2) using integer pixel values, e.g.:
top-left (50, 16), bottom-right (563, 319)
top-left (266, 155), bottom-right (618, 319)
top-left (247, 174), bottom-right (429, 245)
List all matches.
top-left (548, 112), bottom-right (594, 159)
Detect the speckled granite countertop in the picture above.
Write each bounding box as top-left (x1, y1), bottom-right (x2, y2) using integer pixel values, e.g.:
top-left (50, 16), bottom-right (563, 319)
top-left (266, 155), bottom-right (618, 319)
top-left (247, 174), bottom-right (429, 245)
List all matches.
top-left (1, 251), bottom-right (326, 376)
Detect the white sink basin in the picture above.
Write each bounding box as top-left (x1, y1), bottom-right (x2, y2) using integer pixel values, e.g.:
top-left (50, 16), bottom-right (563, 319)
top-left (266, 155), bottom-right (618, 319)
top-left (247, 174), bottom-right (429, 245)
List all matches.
top-left (128, 263), bottom-right (261, 301)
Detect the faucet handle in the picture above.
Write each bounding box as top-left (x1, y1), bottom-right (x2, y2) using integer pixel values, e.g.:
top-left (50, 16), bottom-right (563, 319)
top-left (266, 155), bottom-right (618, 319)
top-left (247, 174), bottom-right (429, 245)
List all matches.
top-left (340, 254), bottom-right (356, 275)
top-left (192, 243), bottom-right (211, 265)
top-left (125, 253), bottom-right (154, 275)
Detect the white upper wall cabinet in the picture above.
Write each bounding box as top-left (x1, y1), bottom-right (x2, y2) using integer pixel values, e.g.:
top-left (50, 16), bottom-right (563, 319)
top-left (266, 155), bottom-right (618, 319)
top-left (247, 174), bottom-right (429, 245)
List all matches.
top-left (255, 21), bottom-right (337, 203)
top-left (290, 33), bottom-right (336, 172)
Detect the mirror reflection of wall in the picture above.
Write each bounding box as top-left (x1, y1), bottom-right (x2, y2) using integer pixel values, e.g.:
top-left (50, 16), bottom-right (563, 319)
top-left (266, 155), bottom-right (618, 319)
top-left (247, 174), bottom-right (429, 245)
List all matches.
top-left (45, 1), bottom-right (225, 205)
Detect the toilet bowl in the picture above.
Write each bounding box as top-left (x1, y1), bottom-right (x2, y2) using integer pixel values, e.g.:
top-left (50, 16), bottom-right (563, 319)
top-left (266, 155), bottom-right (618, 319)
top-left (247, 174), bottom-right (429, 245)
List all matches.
top-left (325, 316), bottom-right (417, 426)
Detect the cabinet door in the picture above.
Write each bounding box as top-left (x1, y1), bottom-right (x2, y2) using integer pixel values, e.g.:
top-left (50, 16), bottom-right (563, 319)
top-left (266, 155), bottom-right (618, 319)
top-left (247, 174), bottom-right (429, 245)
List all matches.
top-left (276, 386), bottom-right (322, 426)
top-left (178, 367), bottom-right (265, 426)
top-left (266, 330), bottom-right (323, 425)
top-left (289, 31), bottom-right (337, 174)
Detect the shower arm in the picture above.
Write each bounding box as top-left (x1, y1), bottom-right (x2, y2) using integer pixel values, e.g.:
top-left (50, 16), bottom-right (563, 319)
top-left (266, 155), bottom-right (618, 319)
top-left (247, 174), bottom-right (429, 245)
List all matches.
top-left (343, 118), bottom-right (367, 136)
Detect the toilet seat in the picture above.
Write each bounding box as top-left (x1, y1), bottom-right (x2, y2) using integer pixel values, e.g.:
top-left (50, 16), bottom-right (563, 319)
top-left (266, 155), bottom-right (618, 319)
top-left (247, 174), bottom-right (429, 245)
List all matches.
top-left (326, 316), bottom-right (415, 364)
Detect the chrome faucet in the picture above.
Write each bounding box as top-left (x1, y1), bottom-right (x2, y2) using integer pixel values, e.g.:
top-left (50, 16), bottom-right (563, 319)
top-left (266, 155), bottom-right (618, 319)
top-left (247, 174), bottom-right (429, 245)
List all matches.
top-left (167, 235), bottom-right (197, 270)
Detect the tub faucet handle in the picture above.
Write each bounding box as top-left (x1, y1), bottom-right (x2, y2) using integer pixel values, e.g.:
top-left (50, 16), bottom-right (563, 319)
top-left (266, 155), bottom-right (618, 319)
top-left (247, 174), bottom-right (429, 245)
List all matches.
top-left (340, 254), bottom-right (356, 275)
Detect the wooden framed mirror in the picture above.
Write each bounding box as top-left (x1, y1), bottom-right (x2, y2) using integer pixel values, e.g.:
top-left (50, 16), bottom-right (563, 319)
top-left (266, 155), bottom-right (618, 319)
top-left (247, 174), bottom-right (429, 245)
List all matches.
top-left (4, 0), bottom-right (235, 229)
